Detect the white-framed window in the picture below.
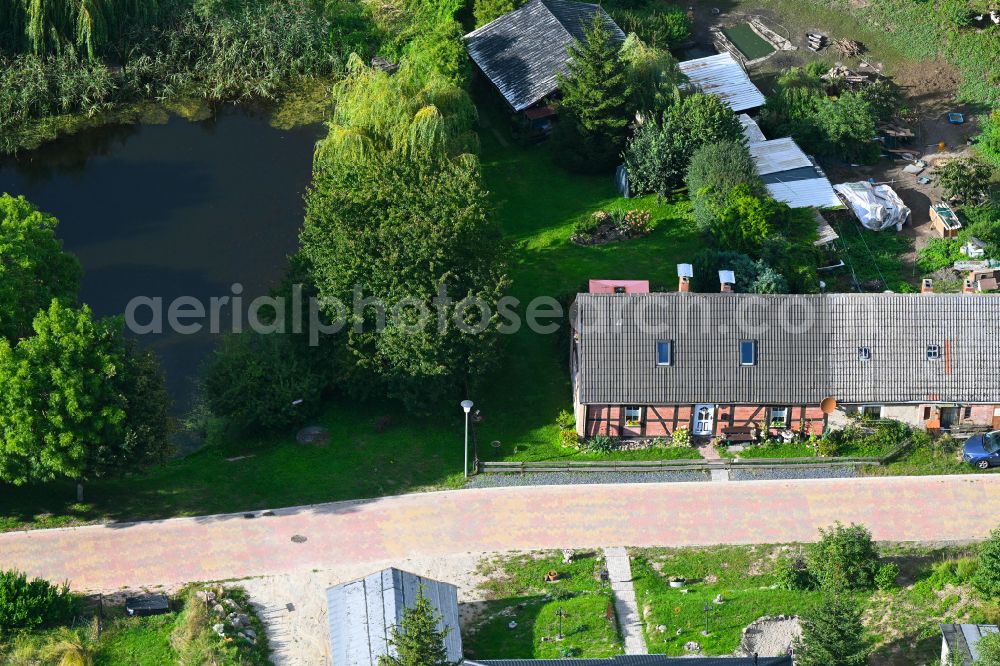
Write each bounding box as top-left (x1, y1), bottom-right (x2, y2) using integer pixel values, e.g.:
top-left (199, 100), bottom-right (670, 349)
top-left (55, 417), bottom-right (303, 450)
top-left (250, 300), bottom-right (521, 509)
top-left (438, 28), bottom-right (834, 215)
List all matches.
top-left (858, 346), bottom-right (872, 362)
top-left (624, 406), bottom-right (643, 427)
top-left (860, 405), bottom-right (883, 420)
top-left (739, 340), bottom-right (757, 366)
top-left (769, 407), bottom-right (789, 428)
top-left (927, 344), bottom-right (941, 360)
top-left (656, 340), bottom-right (673, 366)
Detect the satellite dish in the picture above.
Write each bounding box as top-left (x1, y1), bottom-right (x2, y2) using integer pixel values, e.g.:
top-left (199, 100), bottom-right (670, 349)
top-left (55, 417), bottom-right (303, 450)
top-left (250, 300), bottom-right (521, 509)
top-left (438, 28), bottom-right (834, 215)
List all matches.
top-left (677, 263), bottom-right (694, 278)
top-left (821, 397), bottom-right (838, 414)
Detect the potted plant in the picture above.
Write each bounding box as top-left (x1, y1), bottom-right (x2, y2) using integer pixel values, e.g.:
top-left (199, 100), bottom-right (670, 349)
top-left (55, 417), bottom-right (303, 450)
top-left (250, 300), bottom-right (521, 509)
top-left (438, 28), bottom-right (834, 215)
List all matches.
top-left (545, 570), bottom-right (561, 582)
top-left (668, 576), bottom-right (685, 589)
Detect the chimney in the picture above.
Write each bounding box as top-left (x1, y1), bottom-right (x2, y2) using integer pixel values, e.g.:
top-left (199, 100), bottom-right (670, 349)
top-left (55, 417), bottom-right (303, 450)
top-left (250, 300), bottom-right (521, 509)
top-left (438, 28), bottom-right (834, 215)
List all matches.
top-left (921, 278), bottom-right (933, 294)
top-left (677, 263), bottom-right (693, 293)
top-left (719, 269), bottom-right (735, 293)
top-left (963, 278), bottom-right (976, 294)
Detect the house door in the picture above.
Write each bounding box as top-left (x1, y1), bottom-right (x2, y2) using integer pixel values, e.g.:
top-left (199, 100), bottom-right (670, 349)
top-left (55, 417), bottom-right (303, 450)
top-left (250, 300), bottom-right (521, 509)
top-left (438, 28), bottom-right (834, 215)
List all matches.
top-left (940, 407), bottom-right (959, 430)
top-left (693, 404), bottom-right (715, 436)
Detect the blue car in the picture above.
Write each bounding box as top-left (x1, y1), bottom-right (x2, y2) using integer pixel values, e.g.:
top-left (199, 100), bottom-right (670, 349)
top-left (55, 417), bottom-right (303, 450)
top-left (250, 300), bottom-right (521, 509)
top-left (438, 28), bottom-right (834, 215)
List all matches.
top-left (963, 431), bottom-right (1000, 469)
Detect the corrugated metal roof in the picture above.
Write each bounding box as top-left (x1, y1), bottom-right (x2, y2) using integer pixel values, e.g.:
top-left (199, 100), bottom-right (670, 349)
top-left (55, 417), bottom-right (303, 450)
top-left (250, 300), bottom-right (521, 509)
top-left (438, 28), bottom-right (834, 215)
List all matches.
top-left (739, 113), bottom-right (766, 144)
top-left (814, 210), bottom-right (840, 245)
top-left (765, 177), bottom-right (842, 209)
top-left (749, 137), bottom-right (813, 175)
top-left (574, 292), bottom-right (1000, 406)
top-left (678, 53), bottom-right (766, 111)
top-left (327, 568), bottom-right (462, 666)
top-left (464, 0), bottom-right (625, 111)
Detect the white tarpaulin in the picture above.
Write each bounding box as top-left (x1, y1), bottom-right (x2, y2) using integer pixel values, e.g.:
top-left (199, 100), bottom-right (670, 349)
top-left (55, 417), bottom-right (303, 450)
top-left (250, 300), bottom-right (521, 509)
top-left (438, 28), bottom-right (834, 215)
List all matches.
top-left (833, 181), bottom-right (911, 231)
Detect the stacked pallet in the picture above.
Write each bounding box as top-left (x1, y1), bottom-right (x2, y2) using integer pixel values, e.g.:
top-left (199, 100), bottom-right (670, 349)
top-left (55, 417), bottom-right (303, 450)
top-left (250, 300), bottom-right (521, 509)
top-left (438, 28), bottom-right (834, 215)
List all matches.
top-left (806, 32), bottom-right (826, 51)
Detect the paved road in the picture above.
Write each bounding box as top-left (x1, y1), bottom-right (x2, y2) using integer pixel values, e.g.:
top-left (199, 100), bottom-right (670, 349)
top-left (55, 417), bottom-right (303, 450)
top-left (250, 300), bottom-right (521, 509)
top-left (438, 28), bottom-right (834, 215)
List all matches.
top-left (2, 475), bottom-right (999, 592)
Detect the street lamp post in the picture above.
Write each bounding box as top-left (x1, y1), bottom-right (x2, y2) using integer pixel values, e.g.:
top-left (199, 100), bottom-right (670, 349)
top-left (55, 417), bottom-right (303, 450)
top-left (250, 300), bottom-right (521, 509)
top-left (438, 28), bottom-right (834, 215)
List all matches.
top-left (461, 399), bottom-right (474, 477)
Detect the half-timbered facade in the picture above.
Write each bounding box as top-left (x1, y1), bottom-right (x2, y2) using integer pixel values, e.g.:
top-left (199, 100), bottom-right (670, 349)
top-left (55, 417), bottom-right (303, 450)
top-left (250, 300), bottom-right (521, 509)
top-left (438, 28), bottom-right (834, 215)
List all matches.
top-left (570, 276), bottom-right (1000, 439)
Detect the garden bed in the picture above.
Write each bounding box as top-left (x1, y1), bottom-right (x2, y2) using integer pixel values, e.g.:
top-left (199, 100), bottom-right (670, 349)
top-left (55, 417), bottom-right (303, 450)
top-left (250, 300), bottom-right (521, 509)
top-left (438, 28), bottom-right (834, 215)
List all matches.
top-left (721, 23), bottom-right (776, 61)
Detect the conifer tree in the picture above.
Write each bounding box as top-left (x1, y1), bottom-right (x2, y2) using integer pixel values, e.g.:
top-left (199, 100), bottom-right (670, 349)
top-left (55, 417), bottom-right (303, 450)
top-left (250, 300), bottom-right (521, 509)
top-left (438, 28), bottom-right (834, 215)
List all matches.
top-left (554, 13), bottom-right (631, 171)
top-left (794, 594), bottom-right (869, 666)
top-left (377, 590), bottom-right (453, 666)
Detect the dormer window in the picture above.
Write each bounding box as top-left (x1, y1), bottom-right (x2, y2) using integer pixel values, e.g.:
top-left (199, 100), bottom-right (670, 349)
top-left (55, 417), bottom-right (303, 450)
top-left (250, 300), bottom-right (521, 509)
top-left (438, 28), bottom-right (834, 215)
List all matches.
top-left (656, 340), bottom-right (673, 366)
top-left (927, 344), bottom-right (941, 360)
top-left (739, 340), bottom-right (757, 366)
top-left (858, 347), bottom-right (872, 362)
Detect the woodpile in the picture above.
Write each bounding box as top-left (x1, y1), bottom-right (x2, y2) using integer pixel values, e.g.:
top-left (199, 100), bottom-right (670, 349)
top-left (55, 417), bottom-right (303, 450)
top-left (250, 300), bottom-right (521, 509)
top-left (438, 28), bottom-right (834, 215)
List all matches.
top-left (806, 32), bottom-right (826, 51)
top-left (822, 64), bottom-right (870, 84)
top-left (833, 38), bottom-right (865, 57)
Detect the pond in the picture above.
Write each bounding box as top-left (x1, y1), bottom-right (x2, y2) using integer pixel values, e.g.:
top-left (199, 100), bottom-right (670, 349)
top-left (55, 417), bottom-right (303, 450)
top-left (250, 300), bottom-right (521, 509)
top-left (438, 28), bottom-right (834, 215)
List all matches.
top-left (0, 106), bottom-right (324, 415)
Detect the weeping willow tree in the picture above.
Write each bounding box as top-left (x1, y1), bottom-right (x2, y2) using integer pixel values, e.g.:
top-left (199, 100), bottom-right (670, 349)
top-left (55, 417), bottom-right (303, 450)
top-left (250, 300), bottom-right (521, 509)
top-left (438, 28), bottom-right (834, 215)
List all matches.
top-left (314, 53), bottom-right (478, 167)
top-left (0, 0), bottom-right (160, 57)
top-left (621, 33), bottom-right (684, 116)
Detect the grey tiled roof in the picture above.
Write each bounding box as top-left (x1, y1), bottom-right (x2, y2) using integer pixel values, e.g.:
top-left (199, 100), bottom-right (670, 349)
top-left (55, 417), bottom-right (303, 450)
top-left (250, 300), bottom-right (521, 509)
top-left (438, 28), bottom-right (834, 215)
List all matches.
top-left (574, 292), bottom-right (1000, 405)
top-left (467, 656), bottom-right (793, 665)
top-left (464, 0), bottom-right (625, 111)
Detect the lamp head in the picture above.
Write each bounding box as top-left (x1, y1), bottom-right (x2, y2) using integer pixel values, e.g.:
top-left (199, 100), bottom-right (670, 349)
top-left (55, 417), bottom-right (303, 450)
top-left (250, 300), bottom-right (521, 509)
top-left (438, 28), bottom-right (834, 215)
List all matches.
top-left (461, 399), bottom-right (474, 413)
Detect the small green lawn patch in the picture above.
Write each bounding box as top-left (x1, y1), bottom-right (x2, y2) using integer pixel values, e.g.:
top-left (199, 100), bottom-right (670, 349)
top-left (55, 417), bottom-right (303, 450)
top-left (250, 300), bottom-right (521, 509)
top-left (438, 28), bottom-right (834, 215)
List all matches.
top-left (632, 545), bottom-right (823, 655)
top-left (465, 551), bottom-right (623, 660)
top-left (721, 24), bottom-right (776, 61)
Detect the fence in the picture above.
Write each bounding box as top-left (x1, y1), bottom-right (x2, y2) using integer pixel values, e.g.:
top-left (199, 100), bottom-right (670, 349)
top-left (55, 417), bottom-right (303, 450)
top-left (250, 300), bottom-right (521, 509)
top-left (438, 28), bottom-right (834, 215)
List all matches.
top-left (476, 441), bottom-right (912, 475)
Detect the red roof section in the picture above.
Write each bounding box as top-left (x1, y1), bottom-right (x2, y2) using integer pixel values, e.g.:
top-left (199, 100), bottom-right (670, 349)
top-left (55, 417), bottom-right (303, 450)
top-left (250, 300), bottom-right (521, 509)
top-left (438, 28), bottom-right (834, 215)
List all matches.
top-left (588, 279), bottom-right (650, 294)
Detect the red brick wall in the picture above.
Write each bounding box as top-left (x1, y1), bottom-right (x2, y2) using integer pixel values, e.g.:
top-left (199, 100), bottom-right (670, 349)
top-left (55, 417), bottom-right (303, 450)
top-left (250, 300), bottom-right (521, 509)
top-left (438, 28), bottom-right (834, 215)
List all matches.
top-left (584, 404), bottom-right (825, 438)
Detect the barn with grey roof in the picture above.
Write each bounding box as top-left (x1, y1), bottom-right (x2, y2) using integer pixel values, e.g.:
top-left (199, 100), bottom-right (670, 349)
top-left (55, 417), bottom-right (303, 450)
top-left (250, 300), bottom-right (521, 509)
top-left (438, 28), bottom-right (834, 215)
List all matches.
top-left (570, 277), bottom-right (1000, 439)
top-left (326, 568), bottom-right (462, 666)
top-left (463, 0), bottom-right (625, 111)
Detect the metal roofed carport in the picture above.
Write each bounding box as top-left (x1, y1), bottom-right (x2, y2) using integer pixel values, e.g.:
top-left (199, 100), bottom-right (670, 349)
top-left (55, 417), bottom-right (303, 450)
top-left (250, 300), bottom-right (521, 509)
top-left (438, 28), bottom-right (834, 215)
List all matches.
top-left (326, 568), bottom-right (462, 666)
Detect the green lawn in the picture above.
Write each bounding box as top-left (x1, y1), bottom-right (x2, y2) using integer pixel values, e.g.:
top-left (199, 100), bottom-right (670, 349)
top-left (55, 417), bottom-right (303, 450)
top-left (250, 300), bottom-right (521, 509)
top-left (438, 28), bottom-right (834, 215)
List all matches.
top-left (737, 442), bottom-right (818, 458)
top-left (463, 551), bottom-right (623, 660)
top-left (633, 543), bottom-right (991, 663)
top-left (721, 23), bottom-right (776, 61)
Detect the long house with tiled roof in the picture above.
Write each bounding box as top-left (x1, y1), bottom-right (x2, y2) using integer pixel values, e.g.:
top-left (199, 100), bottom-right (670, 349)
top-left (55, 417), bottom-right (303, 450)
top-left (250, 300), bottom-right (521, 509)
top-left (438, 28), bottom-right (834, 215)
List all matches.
top-left (570, 272), bottom-right (1000, 439)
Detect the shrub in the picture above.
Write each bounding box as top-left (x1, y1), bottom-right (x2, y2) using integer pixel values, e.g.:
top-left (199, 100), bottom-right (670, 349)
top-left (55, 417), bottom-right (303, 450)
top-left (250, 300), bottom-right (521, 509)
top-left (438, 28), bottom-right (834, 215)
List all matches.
top-left (930, 557), bottom-right (979, 589)
top-left (794, 594), bottom-right (870, 666)
top-left (573, 213), bottom-right (604, 238)
top-left (583, 435), bottom-right (618, 453)
top-left (775, 556), bottom-right (817, 591)
top-left (609, 7), bottom-right (692, 49)
top-left (0, 570), bottom-right (76, 637)
top-left (806, 522), bottom-right (880, 591)
top-left (671, 427), bottom-right (691, 447)
top-left (559, 428), bottom-right (580, 448)
top-left (974, 527), bottom-right (1000, 598)
top-left (874, 562), bottom-right (899, 591)
top-left (934, 157), bottom-right (995, 205)
top-left (556, 410), bottom-right (575, 430)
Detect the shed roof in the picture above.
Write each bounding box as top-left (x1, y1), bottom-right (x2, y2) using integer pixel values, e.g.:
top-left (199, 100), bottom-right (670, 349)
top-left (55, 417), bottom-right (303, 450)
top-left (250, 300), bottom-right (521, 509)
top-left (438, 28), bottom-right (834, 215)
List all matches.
top-left (941, 624), bottom-right (999, 664)
top-left (738, 113), bottom-right (766, 144)
top-left (327, 568), bottom-right (462, 666)
top-left (678, 53), bottom-right (766, 111)
top-left (574, 292), bottom-right (1000, 406)
top-left (464, 0), bottom-right (625, 111)
top-left (747, 138), bottom-right (842, 209)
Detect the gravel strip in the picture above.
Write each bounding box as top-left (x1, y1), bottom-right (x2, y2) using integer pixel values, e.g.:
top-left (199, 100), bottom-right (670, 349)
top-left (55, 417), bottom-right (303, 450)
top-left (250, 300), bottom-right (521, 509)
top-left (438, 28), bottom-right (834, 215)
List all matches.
top-left (729, 466), bottom-right (860, 481)
top-left (467, 470), bottom-right (711, 487)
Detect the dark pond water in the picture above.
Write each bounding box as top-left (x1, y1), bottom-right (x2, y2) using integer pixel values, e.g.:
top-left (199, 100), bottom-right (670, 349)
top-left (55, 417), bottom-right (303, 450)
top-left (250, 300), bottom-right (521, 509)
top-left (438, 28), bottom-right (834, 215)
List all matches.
top-left (0, 106), bottom-right (324, 414)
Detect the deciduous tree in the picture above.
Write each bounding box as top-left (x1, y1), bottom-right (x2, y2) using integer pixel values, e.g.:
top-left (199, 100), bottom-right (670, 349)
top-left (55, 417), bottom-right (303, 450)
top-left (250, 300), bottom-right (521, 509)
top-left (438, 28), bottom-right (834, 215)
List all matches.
top-left (302, 152), bottom-right (509, 413)
top-left (934, 157), bottom-right (994, 205)
top-left (0, 194), bottom-right (81, 343)
top-left (0, 301), bottom-right (172, 485)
